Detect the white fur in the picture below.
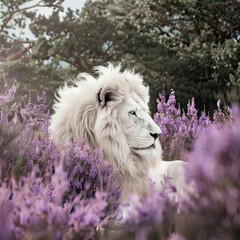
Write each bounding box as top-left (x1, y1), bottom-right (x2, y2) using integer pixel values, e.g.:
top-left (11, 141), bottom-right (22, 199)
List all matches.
top-left (50, 64), bottom-right (188, 212)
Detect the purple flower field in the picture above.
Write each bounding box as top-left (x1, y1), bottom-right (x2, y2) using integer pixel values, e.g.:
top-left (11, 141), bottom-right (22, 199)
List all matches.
top-left (0, 87), bottom-right (239, 240)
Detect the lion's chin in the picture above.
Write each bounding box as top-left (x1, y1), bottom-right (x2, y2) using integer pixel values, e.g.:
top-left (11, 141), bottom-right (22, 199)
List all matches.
top-left (132, 143), bottom-right (155, 151)
top-left (131, 143), bottom-right (157, 158)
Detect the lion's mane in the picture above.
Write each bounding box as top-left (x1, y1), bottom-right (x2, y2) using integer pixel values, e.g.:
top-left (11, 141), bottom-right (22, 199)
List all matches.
top-left (50, 64), bottom-right (164, 199)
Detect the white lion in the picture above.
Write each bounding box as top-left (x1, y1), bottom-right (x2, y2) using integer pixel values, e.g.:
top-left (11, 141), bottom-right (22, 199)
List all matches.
top-left (50, 64), bottom-right (188, 213)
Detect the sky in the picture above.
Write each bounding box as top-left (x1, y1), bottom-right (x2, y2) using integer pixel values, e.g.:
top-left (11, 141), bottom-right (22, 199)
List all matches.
top-left (22, 0), bottom-right (86, 17)
top-left (9, 0), bottom-right (86, 40)
top-left (30, 0), bottom-right (86, 18)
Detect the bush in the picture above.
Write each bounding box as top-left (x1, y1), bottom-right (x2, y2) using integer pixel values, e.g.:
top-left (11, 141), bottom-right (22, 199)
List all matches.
top-left (0, 86), bottom-right (120, 240)
top-left (1, 87), bottom-right (240, 240)
top-left (118, 93), bottom-right (239, 240)
top-left (178, 104), bottom-right (240, 240)
top-left (154, 90), bottom-right (230, 161)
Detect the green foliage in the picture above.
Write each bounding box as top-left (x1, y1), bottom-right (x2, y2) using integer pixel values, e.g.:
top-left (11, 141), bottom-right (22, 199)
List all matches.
top-left (108, 0), bottom-right (240, 114)
top-left (0, 0), bottom-right (67, 102)
top-left (1, 0), bottom-right (239, 115)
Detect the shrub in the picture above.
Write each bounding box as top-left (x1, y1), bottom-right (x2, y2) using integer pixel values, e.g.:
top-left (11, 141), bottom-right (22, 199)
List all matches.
top-left (0, 86), bottom-right (120, 240)
top-left (177, 104), bottom-right (240, 240)
top-left (119, 93), bottom-right (240, 240)
top-left (154, 90), bottom-right (230, 161)
top-left (1, 87), bottom-right (239, 240)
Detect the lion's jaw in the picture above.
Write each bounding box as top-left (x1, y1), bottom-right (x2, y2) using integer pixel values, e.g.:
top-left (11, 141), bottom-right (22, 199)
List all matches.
top-left (120, 95), bottom-right (161, 156)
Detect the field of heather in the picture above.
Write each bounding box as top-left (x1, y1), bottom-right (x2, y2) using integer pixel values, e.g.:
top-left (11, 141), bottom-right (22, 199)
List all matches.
top-left (0, 86), bottom-right (239, 240)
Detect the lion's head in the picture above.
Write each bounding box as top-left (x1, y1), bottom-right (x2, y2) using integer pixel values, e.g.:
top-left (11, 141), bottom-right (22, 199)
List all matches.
top-left (50, 64), bottom-right (162, 197)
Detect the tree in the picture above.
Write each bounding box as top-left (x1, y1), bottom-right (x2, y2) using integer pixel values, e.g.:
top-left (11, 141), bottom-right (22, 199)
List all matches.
top-left (107, 0), bottom-right (240, 115)
top-left (0, 0), bottom-right (119, 103)
top-left (1, 0), bottom-right (239, 115)
top-left (0, 0), bottom-right (71, 101)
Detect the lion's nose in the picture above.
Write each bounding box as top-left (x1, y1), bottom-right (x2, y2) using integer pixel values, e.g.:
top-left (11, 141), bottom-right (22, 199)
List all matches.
top-left (150, 132), bottom-right (161, 140)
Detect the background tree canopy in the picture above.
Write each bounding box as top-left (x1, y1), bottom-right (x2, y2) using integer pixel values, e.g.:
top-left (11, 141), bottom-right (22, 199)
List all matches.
top-left (1, 0), bottom-right (240, 116)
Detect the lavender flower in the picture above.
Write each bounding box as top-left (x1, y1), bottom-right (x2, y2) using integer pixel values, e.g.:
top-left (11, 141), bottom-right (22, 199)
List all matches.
top-left (120, 91), bottom-right (238, 240)
top-left (0, 86), bottom-right (120, 240)
top-left (1, 85), bottom-right (239, 240)
top-left (119, 180), bottom-right (178, 240)
top-left (154, 90), bottom-right (228, 161)
top-left (176, 104), bottom-right (240, 240)
top-left (0, 85), bottom-right (16, 106)
top-left (0, 185), bottom-right (13, 240)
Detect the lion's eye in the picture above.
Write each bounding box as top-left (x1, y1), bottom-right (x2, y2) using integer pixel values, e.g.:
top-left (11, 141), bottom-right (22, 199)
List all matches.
top-left (129, 111), bottom-right (136, 116)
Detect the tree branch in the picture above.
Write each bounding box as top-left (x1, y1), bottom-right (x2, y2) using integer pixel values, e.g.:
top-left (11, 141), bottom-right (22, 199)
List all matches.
top-left (0, 0), bottom-right (61, 32)
top-left (6, 44), bottom-right (32, 61)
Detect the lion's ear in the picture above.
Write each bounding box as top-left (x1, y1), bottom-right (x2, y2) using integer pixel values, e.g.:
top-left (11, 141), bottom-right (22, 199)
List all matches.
top-left (97, 85), bottom-right (117, 107)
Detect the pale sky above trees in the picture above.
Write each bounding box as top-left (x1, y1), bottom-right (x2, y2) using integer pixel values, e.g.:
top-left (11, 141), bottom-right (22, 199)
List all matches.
top-left (9, 0), bottom-right (86, 40)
